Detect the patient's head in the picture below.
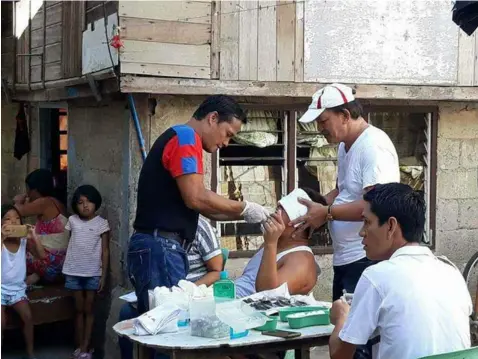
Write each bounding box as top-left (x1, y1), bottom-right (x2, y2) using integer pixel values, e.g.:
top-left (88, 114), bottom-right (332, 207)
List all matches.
top-left (276, 188), bottom-right (327, 240)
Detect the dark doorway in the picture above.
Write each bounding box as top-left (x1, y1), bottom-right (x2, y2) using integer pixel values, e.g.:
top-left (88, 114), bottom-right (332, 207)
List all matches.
top-left (39, 107), bottom-right (68, 205)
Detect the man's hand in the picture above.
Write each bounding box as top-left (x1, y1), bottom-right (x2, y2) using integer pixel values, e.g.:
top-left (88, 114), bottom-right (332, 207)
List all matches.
top-left (330, 299), bottom-right (350, 326)
top-left (263, 211), bottom-right (285, 245)
top-left (290, 198), bottom-right (328, 237)
top-left (241, 201), bottom-right (270, 223)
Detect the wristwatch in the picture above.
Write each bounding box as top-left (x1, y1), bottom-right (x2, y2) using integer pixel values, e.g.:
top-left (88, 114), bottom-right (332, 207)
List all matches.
top-left (326, 205), bottom-right (334, 221)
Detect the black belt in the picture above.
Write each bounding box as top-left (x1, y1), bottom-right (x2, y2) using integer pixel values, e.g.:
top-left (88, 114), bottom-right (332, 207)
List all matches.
top-left (134, 228), bottom-right (191, 251)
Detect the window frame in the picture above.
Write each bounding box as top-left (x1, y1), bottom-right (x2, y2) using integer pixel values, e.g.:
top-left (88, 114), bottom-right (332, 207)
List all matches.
top-left (211, 103), bottom-right (438, 257)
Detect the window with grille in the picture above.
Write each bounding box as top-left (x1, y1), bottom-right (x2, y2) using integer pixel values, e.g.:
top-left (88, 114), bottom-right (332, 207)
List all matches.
top-left (367, 108), bottom-right (436, 245)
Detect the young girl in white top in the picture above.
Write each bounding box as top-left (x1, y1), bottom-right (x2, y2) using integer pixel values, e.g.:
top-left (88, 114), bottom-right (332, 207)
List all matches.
top-left (1, 204), bottom-right (45, 359)
top-left (62, 185), bottom-right (110, 359)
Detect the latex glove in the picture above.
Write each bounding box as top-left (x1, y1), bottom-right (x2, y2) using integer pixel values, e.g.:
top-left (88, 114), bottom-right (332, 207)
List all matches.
top-left (241, 201), bottom-right (270, 223)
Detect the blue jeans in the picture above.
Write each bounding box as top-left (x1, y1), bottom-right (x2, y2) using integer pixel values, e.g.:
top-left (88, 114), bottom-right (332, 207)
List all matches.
top-left (127, 232), bottom-right (189, 315)
top-left (119, 303), bottom-right (137, 359)
top-left (333, 257), bottom-right (377, 359)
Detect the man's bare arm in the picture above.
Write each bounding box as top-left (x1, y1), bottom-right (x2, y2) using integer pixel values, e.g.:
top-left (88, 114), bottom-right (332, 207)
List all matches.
top-left (176, 174), bottom-right (245, 218)
top-left (256, 252), bottom-right (316, 294)
top-left (329, 318), bottom-right (356, 359)
top-left (193, 254), bottom-right (223, 287)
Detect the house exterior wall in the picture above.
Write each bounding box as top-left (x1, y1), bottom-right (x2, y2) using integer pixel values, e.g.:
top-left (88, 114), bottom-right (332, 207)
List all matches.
top-left (435, 103), bottom-right (478, 269)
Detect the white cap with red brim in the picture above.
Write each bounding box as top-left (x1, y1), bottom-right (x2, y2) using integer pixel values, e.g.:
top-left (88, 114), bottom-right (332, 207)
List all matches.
top-left (298, 83), bottom-right (356, 124)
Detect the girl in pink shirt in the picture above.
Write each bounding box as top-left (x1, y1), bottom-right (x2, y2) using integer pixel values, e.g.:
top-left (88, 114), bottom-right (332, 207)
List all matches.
top-left (63, 185), bottom-right (110, 359)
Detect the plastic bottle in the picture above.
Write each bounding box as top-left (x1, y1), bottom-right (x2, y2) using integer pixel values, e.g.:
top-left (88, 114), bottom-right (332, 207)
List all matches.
top-left (213, 271), bottom-right (236, 301)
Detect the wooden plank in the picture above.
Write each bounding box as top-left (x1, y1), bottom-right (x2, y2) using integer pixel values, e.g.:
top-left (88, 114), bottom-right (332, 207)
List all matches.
top-left (121, 40), bottom-right (210, 67)
top-left (45, 1), bottom-right (62, 8)
top-left (121, 62), bottom-right (210, 79)
top-left (257, 1), bottom-right (277, 81)
top-left (31, 2), bottom-right (62, 30)
top-left (120, 17), bottom-right (211, 45)
top-left (294, 0), bottom-right (304, 83)
top-left (1, 36), bottom-right (14, 54)
top-left (119, 1), bottom-right (211, 24)
top-left (62, 1), bottom-right (83, 78)
top-left (31, 23), bottom-right (61, 49)
top-left (85, 1), bottom-right (117, 25)
top-left (210, 0), bottom-right (220, 79)
top-left (475, 33), bottom-right (478, 86)
top-left (276, 0), bottom-right (295, 81)
top-left (219, 1), bottom-right (239, 80)
top-left (31, 61), bottom-right (61, 82)
top-left (1, 52), bottom-right (14, 84)
top-left (120, 75), bottom-right (478, 101)
top-left (31, 42), bottom-right (61, 66)
top-left (457, 30), bottom-right (476, 86)
top-left (238, 0), bottom-right (258, 80)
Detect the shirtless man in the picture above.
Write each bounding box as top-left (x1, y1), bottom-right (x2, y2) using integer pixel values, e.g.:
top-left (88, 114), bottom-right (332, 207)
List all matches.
top-left (235, 188), bottom-right (327, 297)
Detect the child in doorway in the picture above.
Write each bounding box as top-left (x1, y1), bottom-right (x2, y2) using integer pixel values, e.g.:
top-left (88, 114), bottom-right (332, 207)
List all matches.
top-left (63, 185), bottom-right (110, 359)
top-left (1, 204), bottom-right (46, 359)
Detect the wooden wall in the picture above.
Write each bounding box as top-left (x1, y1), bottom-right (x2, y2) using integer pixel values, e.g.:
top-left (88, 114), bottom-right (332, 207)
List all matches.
top-left (118, 0), bottom-right (213, 79)
top-left (220, 0), bottom-right (303, 82)
top-left (1, 0), bottom-right (87, 87)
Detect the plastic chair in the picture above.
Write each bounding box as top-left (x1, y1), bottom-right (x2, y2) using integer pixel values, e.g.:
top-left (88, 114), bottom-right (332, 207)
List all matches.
top-left (418, 347), bottom-right (478, 359)
top-left (221, 248), bottom-right (229, 270)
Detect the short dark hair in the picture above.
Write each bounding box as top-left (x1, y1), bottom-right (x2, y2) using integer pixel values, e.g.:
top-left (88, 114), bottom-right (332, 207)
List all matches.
top-left (302, 187), bottom-right (328, 207)
top-left (71, 185), bottom-right (102, 215)
top-left (363, 183), bottom-right (425, 243)
top-left (1, 204), bottom-right (23, 224)
top-left (328, 99), bottom-right (364, 120)
top-left (193, 95), bottom-right (247, 124)
top-left (25, 169), bottom-right (55, 197)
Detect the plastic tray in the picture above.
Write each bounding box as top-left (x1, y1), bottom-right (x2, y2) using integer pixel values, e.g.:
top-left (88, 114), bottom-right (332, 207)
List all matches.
top-left (278, 306), bottom-right (329, 322)
top-left (287, 310), bottom-right (330, 329)
top-left (254, 315), bottom-right (278, 332)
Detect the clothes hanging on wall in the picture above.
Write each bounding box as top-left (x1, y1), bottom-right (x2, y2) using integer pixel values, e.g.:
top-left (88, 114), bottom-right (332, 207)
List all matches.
top-left (14, 103), bottom-right (31, 160)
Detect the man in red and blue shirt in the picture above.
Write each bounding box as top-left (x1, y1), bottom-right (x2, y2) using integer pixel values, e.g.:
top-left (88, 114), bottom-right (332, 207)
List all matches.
top-left (129, 95), bottom-right (269, 315)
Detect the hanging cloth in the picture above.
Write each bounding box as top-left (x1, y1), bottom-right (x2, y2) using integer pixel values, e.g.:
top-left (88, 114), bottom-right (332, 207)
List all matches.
top-left (14, 102), bottom-right (30, 160)
top-left (452, 1), bottom-right (478, 36)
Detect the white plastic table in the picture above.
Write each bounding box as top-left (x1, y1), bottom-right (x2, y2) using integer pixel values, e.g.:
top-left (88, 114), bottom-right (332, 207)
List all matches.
top-left (114, 319), bottom-right (334, 359)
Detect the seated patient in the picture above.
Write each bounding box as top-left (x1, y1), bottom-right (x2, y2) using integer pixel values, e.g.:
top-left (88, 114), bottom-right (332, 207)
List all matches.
top-left (235, 188), bottom-right (327, 298)
top-left (186, 216), bottom-right (223, 286)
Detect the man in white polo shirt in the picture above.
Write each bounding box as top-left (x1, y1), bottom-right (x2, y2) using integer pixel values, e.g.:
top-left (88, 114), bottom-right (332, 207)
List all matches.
top-left (329, 183), bottom-right (472, 359)
top-left (294, 83), bottom-right (399, 299)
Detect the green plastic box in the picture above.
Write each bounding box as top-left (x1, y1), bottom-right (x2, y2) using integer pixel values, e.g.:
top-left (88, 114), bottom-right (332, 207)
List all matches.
top-left (254, 314), bottom-right (278, 331)
top-left (287, 310), bottom-right (330, 329)
top-left (278, 306), bottom-right (329, 322)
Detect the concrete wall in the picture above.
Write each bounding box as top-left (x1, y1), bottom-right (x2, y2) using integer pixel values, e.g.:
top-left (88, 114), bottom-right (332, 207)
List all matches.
top-left (1, 103), bottom-right (40, 202)
top-left (435, 103), bottom-right (478, 270)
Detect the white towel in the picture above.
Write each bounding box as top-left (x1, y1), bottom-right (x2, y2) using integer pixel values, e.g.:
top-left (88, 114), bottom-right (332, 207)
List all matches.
top-left (133, 303), bottom-right (180, 336)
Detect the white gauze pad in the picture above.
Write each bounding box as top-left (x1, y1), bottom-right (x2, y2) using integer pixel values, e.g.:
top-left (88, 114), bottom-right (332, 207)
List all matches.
top-left (277, 188), bottom-right (312, 226)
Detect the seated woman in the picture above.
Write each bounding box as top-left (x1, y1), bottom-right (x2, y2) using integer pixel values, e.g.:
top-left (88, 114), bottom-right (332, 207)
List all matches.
top-left (13, 169), bottom-right (69, 285)
top-left (235, 188), bottom-right (327, 298)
